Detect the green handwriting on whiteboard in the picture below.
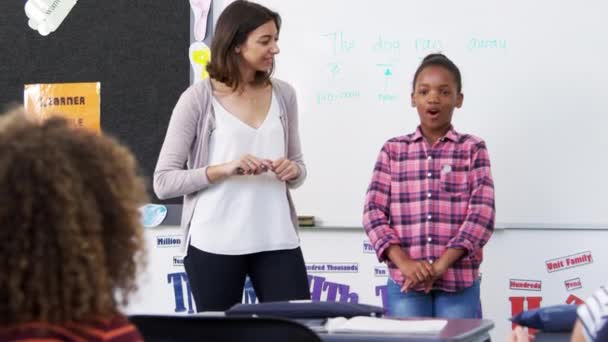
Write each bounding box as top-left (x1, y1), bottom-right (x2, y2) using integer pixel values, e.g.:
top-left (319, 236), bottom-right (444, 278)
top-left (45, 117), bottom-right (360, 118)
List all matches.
top-left (372, 36), bottom-right (400, 54)
top-left (376, 63), bottom-right (394, 92)
top-left (327, 62), bottom-right (342, 79)
top-left (322, 31), bottom-right (355, 55)
top-left (377, 93), bottom-right (398, 103)
top-left (415, 38), bottom-right (443, 52)
top-left (467, 38), bottom-right (507, 51)
top-left (316, 90), bottom-right (361, 105)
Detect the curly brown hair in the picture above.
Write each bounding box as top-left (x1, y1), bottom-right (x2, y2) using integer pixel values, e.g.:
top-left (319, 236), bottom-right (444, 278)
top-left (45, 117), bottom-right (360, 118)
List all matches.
top-left (0, 109), bottom-right (148, 325)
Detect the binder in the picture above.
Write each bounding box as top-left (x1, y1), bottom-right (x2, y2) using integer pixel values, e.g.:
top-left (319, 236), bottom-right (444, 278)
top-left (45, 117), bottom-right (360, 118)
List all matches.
top-left (226, 301), bottom-right (384, 319)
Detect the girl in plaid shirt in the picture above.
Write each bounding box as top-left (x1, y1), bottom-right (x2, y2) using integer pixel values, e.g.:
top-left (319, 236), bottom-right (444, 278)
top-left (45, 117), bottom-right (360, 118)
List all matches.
top-left (363, 53), bottom-right (495, 318)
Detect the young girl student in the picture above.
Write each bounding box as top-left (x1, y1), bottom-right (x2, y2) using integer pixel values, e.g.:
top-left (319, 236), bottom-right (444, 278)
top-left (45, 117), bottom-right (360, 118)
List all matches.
top-left (362, 53), bottom-right (495, 318)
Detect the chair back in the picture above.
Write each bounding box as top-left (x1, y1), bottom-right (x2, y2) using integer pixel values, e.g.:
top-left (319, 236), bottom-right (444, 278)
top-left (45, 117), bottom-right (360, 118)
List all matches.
top-left (129, 314), bottom-right (321, 342)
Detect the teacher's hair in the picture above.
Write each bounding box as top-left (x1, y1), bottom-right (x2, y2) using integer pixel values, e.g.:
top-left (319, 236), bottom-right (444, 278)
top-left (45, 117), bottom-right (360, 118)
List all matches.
top-left (206, 0), bottom-right (281, 90)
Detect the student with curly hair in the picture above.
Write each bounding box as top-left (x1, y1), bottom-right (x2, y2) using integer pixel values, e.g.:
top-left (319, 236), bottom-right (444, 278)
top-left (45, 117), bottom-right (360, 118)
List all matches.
top-left (0, 109), bottom-right (147, 341)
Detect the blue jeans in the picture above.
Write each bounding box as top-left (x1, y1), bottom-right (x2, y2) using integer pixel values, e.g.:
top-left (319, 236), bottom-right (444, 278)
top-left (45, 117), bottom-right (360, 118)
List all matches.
top-left (386, 278), bottom-right (482, 318)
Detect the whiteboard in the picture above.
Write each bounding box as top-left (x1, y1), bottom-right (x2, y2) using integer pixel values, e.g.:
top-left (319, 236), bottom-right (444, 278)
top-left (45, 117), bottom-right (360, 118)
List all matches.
top-left (219, 0), bottom-right (608, 228)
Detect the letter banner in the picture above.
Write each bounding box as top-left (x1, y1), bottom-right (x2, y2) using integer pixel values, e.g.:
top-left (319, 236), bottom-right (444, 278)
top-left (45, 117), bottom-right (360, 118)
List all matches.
top-left (24, 82), bottom-right (101, 133)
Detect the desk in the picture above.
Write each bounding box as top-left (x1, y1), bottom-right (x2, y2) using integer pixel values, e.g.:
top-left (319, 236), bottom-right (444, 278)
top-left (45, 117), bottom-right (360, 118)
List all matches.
top-left (302, 318), bottom-right (493, 342)
top-left (130, 314), bottom-right (493, 342)
top-left (534, 332), bottom-right (570, 342)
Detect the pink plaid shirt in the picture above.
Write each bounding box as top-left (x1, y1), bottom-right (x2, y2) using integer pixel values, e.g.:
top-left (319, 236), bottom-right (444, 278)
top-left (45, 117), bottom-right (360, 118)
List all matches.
top-left (363, 126), bottom-right (495, 292)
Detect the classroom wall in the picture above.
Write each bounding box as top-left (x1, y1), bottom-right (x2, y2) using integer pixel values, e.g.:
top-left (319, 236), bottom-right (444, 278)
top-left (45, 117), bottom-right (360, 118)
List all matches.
top-left (126, 225), bottom-right (608, 341)
top-left (124, 2), bottom-right (608, 341)
top-left (2, 3), bottom-right (603, 341)
top-left (240, 0), bottom-right (608, 229)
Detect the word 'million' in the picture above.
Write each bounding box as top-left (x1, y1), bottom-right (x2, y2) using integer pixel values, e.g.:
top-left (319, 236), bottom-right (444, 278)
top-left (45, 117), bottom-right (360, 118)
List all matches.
top-left (157, 236), bottom-right (182, 248)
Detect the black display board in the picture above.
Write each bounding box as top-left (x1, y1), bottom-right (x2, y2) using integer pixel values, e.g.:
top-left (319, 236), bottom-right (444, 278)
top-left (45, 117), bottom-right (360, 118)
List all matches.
top-left (0, 1), bottom-right (190, 203)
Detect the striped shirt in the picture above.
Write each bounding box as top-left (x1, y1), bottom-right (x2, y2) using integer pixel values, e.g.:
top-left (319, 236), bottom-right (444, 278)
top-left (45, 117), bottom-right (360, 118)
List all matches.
top-left (578, 285), bottom-right (608, 342)
top-left (363, 126), bottom-right (495, 292)
top-left (0, 315), bottom-right (143, 342)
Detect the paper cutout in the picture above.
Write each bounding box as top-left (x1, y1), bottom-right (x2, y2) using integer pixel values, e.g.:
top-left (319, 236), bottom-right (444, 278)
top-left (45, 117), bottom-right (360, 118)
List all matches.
top-left (190, 41), bottom-right (211, 82)
top-left (25, 0), bottom-right (78, 36)
top-left (139, 204), bottom-right (168, 228)
top-left (190, 0), bottom-right (211, 41)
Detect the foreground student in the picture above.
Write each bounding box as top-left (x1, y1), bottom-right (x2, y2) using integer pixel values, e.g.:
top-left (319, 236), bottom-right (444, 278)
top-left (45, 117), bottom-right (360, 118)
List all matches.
top-left (363, 53), bottom-right (496, 318)
top-left (0, 109), bottom-right (146, 341)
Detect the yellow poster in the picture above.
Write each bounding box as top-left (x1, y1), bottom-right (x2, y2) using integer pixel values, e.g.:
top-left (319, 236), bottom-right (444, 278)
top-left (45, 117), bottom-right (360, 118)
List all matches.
top-left (24, 82), bottom-right (101, 133)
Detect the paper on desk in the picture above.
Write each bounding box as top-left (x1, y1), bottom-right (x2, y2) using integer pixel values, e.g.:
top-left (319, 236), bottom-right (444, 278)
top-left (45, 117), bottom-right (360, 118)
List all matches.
top-left (325, 316), bottom-right (447, 334)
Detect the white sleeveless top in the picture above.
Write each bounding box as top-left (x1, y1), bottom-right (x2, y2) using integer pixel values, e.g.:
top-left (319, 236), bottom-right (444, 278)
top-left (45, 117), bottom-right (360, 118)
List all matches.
top-left (189, 92), bottom-right (300, 255)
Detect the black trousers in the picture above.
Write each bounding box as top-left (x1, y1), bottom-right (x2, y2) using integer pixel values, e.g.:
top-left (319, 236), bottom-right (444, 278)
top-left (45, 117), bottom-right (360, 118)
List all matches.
top-left (183, 244), bottom-right (311, 312)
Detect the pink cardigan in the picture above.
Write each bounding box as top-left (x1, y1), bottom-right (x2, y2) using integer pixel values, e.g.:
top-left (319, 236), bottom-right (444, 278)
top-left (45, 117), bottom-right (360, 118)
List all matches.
top-left (154, 78), bottom-right (306, 253)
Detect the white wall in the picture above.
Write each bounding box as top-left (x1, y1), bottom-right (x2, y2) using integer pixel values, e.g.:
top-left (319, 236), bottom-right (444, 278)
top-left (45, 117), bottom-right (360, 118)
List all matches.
top-left (127, 226), bottom-right (607, 341)
top-left (128, 2), bottom-right (608, 341)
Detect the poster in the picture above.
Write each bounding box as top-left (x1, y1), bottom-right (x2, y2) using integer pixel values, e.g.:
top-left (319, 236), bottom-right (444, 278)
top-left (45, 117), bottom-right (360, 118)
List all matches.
top-left (24, 82), bottom-right (101, 133)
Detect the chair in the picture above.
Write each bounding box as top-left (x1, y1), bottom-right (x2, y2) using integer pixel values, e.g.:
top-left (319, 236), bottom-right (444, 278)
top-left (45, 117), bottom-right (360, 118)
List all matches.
top-left (534, 332), bottom-right (571, 342)
top-left (129, 314), bottom-right (321, 342)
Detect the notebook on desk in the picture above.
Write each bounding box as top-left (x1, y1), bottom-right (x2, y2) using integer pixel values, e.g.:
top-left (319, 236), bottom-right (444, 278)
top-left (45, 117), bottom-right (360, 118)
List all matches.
top-left (325, 316), bottom-right (447, 334)
top-left (226, 301), bottom-right (385, 319)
